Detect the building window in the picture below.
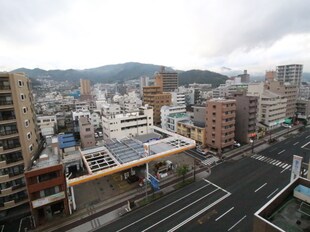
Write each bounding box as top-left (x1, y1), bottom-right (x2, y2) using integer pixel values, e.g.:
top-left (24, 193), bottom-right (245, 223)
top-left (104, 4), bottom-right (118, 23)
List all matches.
top-left (22, 107), bottom-right (27, 114)
top-left (29, 144), bottom-right (33, 152)
top-left (27, 132), bottom-right (31, 140)
top-left (18, 80), bottom-right (23, 87)
top-left (20, 93), bottom-right (26, 101)
top-left (25, 120), bottom-right (30, 127)
top-left (86, 128), bottom-right (91, 132)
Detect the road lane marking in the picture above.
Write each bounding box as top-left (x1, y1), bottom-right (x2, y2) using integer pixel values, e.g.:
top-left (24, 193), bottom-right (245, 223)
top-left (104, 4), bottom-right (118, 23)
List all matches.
top-left (301, 141), bottom-right (310, 148)
top-left (227, 215), bottom-right (247, 231)
top-left (116, 183), bottom-right (211, 232)
top-left (215, 207), bottom-right (234, 221)
top-left (306, 135), bottom-right (310, 139)
top-left (142, 188), bottom-right (220, 231)
top-left (293, 142), bottom-right (299, 146)
top-left (282, 164), bottom-right (288, 169)
top-left (267, 188), bottom-right (279, 199)
top-left (203, 178), bottom-right (230, 194)
top-left (168, 192), bottom-right (231, 232)
top-left (255, 183), bottom-right (267, 193)
top-left (278, 150), bottom-right (285, 155)
top-left (280, 165), bottom-right (291, 173)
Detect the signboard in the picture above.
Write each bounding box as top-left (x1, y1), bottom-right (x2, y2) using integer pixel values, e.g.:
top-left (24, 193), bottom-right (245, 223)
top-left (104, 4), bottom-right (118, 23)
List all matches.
top-left (291, 155), bottom-right (303, 182)
top-left (143, 143), bottom-right (149, 157)
top-left (149, 175), bottom-right (160, 191)
top-left (32, 191), bottom-right (65, 208)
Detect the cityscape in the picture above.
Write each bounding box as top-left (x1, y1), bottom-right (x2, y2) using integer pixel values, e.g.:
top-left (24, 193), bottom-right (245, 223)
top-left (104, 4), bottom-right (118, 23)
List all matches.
top-left (1, 1), bottom-right (310, 232)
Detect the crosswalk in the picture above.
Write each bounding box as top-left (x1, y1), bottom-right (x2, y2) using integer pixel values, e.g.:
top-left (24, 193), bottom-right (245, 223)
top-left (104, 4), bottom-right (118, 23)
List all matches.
top-left (251, 154), bottom-right (291, 170)
top-left (202, 156), bottom-right (219, 166)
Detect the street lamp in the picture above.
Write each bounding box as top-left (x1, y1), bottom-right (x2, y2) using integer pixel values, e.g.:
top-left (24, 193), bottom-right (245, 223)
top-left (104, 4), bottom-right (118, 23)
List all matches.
top-left (250, 139), bottom-right (254, 154)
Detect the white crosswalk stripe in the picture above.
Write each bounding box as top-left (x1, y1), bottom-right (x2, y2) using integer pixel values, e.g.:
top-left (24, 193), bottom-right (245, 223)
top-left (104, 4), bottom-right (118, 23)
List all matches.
top-left (251, 154), bottom-right (289, 169)
top-left (201, 156), bottom-right (219, 166)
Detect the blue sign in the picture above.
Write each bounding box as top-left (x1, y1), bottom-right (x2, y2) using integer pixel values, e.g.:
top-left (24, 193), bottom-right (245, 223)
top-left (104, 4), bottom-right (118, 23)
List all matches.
top-left (149, 175), bottom-right (160, 191)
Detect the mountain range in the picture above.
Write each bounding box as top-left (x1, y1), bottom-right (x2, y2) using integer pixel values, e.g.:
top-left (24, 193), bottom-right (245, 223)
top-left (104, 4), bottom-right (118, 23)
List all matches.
top-left (13, 62), bottom-right (228, 87)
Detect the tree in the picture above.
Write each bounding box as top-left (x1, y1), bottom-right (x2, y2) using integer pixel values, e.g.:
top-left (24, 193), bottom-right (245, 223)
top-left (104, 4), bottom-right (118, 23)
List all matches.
top-left (177, 164), bottom-right (189, 183)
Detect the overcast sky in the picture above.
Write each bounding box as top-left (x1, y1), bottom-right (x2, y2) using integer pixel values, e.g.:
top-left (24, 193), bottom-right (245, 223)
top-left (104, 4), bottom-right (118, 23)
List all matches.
top-left (1, 0), bottom-right (310, 74)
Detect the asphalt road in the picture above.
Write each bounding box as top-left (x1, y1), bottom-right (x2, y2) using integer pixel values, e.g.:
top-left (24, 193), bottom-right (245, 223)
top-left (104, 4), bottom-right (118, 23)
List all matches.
top-left (95, 127), bottom-right (310, 232)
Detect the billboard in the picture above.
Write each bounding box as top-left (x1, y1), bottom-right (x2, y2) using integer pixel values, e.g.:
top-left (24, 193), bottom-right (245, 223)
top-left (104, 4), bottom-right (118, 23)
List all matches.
top-left (291, 155), bottom-right (303, 182)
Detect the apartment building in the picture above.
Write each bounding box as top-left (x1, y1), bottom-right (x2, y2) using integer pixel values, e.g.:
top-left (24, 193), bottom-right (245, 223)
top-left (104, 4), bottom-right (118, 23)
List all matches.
top-left (79, 117), bottom-right (96, 148)
top-left (265, 70), bottom-right (276, 81)
top-left (36, 115), bottom-right (58, 137)
top-left (161, 105), bottom-right (186, 130)
top-left (296, 99), bottom-right (310, 119)
top-left (154, 67), bottom-right (178, 92)
top-left (0, 73), bottom-right (41, 216)
top-left (143, 86), bottom-right (171, 125)
top-left (235, 95), bottom-right (258, 143)
top-left (177, 120), bottom-right (206, 147)
top-left (266, 80), bottom-right (297, 118)
top-left (80, 79), bottom-right (91, 95)
top-left (276, 64), bottom-right (303, 87)
top-left (102, 105), bottom-right (153, 140)
top-left (25, 144), bottom-right (69, 226)
top-left (166, 113), bottom-right (190, 132)
top-left (140, 76), bottom-right (149, 95)
top-left (192, 105), bottom-right (206, 125)
top-left (171, 92), bottom-right (186, 106)
top-left (205, 98), bottom-right (236, 155)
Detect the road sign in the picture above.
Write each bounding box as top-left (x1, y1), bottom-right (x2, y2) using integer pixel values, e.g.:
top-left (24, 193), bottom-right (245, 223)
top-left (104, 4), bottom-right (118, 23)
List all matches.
top-left (149, 174), bottom-right (160, 191)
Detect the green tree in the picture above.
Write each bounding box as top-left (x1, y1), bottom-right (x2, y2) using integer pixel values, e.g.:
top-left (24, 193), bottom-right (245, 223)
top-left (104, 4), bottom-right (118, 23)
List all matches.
top-left (177, 164), bottom-right (189, 183)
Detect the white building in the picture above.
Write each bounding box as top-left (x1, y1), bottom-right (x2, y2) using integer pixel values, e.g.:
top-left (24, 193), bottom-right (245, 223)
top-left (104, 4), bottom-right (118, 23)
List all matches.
top-left (276, 64), bottom-right (303, 87)
top-left (171, 92), bottom-right (186, 106)
top-left (102, 105), bottom-right (153, 140)
top-left (161, 105), bottom-right (186, 130)
top-left (166, 113), bottom-right (190, 132)
top-left (36, 115), bottom-right (58, 136)
top-left (140, 76), bottom-right (149, 94)
top-left (72, 110), bottom-right (91, 121)
top-left (101, 103), bottom-right (121, 117)
top-left (90, 111), bottom-right (101, 129)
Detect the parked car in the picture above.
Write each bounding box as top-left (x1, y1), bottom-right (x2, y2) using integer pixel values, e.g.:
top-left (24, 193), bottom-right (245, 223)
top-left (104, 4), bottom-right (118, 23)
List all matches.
top-left (196, 149), bottom-right (207, 155)
top-left (127, 175), bottom-right (140, 184)
top-left (94, 133), bottom-right (99, 138)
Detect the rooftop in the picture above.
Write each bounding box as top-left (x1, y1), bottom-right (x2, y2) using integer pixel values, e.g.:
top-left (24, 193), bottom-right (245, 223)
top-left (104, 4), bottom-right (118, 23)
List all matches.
top-left (168, 113), bottom-right (189, 118)
top-left (32, 146), bottom-right (60, 169)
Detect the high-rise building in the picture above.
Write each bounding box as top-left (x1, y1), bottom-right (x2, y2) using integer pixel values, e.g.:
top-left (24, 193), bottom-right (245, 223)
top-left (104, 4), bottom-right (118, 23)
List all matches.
top-left (140, 76), bottom-right (149, 95)
top-left (143, 86), bottom-right (171, 125)
top-left (205, 98), bottom-right (236, 155)
top-left (0, 73), bottom-right (41, 216)
top-left (154, 67), bottom-right (178, 92)
top-left (238, 70), bottom-right (250, 83)
top-left (80, 79), bottom-right (91, 95)
top-left (276, 64), bottom-right (303, 87)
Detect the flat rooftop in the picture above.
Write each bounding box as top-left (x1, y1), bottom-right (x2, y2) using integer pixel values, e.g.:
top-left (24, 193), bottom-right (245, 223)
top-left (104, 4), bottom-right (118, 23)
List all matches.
top-left (68, 126), bottom-right (195, 187)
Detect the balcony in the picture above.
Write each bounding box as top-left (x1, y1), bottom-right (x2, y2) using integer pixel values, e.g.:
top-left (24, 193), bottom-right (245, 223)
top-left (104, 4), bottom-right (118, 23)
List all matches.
top-left (0, 173), bottom-right (23, 184)
top-left (222, 113), bottom-right (236, 119)
top-left (0, 85), bottom-right (11, 94)
top-left (0, 184), bottom-right (26, 197)
top-left (0, 198), bottom-right (28, 210)
top-left (222, 127), bottom-right (235, 134)
top-left (0, 159), bottom-right (23, 169)
top-left (0, 145), bottom-right (22, 154)
top-left (0, 100), bottom-right (13, 109)
top-left (0, 130), bottom-right (19, 140)
top-left (222, 120), bottom-right (235, 127)
top-left (221, 140), bottom-right (234, 148)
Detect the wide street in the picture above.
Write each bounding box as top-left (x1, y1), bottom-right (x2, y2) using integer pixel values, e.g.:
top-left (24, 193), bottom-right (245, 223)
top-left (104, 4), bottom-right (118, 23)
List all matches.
top-left (95, 127), bottom-right (309, 232)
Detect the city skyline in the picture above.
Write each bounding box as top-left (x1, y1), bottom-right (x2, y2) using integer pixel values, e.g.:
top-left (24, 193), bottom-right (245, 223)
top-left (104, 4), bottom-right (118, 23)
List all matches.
top-left (1, 0), bottom-right (310, 73)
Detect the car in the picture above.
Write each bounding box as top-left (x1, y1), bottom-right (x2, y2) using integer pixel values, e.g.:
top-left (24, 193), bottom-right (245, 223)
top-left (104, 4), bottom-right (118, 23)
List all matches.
top-left (281, 123), bottom-right (292, 128)
top-left (126, 175), bottom-right (140, 184)
top-left (94, 133), bottom-right (99, 138)
top-left (234, 143), bottom-right (241, 147)
top-left (98, 131), bottom-right (103, 137)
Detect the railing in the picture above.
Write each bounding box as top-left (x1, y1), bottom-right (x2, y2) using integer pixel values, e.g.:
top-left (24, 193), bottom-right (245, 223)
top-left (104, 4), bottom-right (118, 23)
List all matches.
top-left (3, 144), bottom-right (21, 150)
top-left (0, 86), bottom-right (11, 90)
top-left (0, 100), bottom-right (13, 106)
top-left (0, 130), bottom-right (18, 136)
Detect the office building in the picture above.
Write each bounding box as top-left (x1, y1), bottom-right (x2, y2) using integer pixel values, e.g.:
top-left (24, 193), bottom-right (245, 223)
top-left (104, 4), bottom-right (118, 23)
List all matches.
top-left (80, 79), bottom-right (91, 95)
top-left (143, 86), bottom-right (171, 125)
top-left (276, 64), bottom-right (303, 87)
top-left (205, 98), bottom-right (236, 155)
top-left (140, 76), bottom-right (149, 95)
top-left (0, 73), bottom-right (41, 216)
top-left (154, 67), bottom-right (178, 92)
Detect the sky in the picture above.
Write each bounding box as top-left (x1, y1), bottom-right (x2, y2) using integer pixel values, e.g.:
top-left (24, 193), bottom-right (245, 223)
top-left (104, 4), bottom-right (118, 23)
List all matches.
top-left (1, 0), bottom-right (310, 74)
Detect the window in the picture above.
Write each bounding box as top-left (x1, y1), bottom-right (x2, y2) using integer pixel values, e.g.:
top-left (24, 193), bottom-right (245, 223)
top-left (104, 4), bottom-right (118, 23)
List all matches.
top-left (29, 144), bottom-right (33, 152)
top-left (25, 120), bottom-right (29, 127)
top-left (85, 128), bottom-right (91, 132)
top-left (20, 94), bottom-right (26, 100)
top-left (27, 132), bottom-right (31, 140)
top-left (18, 80), bottom-right (23, 87)
top-left (22, 107), bottom-right (27, 114)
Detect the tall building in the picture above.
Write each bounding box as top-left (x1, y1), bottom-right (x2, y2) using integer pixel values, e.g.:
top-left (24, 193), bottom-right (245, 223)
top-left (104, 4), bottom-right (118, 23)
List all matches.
top-left (140, 76), bottom-right (149, 95)
top-left (276, 64), bottom-right (303, 87)
top-left (79, 117), bottom-right (96, 148)
top-left (154, 67), bottom-right (178, 92)
top-left (205, 99), bottom-right (236, 155)
top-left (0, 73), bottom-right (41, 216)
top-left (265, 70), bottom-right (276, 81)
top-left (235, 95), bottom-right (258, 143)
top-left (80, 79), bottom-right (91, 95)
top-left (143, 86), bottom-right (171, 125)
top-left (237, 70), bottom-right (250, 83)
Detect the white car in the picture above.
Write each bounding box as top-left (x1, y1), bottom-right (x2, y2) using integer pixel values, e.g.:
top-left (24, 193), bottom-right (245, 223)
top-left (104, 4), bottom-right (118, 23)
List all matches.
top-left (281, 123), bottom-right (292, 128)
top-left (94, 133), bottom-right (99, 138)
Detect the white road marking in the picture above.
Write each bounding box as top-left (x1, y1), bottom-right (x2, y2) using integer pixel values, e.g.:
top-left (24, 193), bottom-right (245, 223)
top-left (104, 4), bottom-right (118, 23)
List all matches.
top-left (215, 207), bottom-right (234, 222)
top-left (116, 183), bottom-right (211, 232)
top-left (203, 178), bottom-right (230, 194)
top-left (255, 183), bottom-right (267, 193)
top-left (293, 142), bottom-right (299, 146)
top-left (282, 164), bottom-right (288, 169)
top-left (278, 150), bottom-right (285, 155)
top-left (301, 141), bottom-right (310, 148)
top-left (227, 215), bottom-right (247, 231)
top-left (142, 189), bottom-right (220, 231)
top-left (267, 188), bottom-right (279, 199)
top-left (168, 193), bottom-right (231, 232)
top-left (280, 165), bottom-right (291, 173)
top-left (275, 161), bottom-right (282, 166)
top-left (306, 135), bottom-right (310, 139)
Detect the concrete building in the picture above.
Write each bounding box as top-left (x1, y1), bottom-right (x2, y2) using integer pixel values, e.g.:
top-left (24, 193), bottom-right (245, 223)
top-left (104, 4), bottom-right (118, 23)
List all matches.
top-left (102, 105), bottom-right (153, 140)
top-left (296, 99), bottom-right (310, 119)
top-left (205, 98), bottom-right (236, 155)
top-left (90, 111), bottom-right (101, 129)
top-left (36, 115), bottom-right (58, 137)
top-left (235, 95), bottom-right (258, 143)
top-left (248, 83), bottom-right (287, 128)
top-left (166, 113), bottom-right (190, 132)
top-left (161, 105), bottom-right (186, 130)
top-left (266, 80), bottom-right (297, 118)
top-left (143, 86), bottom-right (171, 126)
top-left (171, 92), bottom-right (186, 106)
top-left (80, 79), bottom-right (91, 95)
top-left (177, 120), bottom-right (206, 147)
top-left (0, 73), bottom-right (42, 217)
top-left (192, 105), bottom-right (206, 126)
top-left (101, 103), bottom-right (121, 117)
top-left (140, 76), bottom-right (149, 95)
top-left (276, 64), bottom-right (303, 87)
top-left (24, 146), bottom-right (69, 226)
top-left (299, 84), bottom-right (310, 99)
top-left (79, 117), bottom-right (96, 148)
top-left (154, 67), bottom-right (178, 92)
top-left (265, 70), bottom-right (276, 81)
top-left (237, 70), bottom-right (250, 83)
